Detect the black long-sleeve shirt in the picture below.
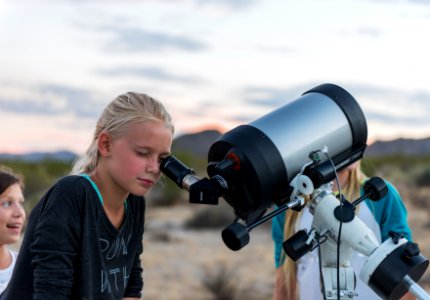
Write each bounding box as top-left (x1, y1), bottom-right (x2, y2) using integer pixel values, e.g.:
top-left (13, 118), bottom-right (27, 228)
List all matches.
top-left (2, 175), bottom-right (144, 299)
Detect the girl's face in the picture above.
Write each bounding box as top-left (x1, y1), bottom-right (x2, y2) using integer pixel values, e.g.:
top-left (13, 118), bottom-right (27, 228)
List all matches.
top-left (0, 183), bottom-right (26, 245)
top-left (104, 120), bottom-right (173, 196)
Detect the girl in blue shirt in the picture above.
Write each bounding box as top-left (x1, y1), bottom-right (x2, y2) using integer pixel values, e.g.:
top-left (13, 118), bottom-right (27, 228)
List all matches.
top-left (272, 162), bottom-right (413, 300)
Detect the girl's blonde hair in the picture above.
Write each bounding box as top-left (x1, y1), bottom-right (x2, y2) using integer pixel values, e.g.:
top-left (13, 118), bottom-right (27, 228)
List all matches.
top-left (280, 162), bottom-right (366, 299)
top-left (71, 92), bottom-right (174, 175)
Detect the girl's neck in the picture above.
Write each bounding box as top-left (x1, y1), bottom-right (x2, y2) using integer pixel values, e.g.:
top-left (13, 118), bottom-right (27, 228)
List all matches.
top-left (90, 168), bottom-right (128, 229)
top-left (0, 245), bottom-right (12, 269)
top-left (90, 169), bottom-right (128, 209)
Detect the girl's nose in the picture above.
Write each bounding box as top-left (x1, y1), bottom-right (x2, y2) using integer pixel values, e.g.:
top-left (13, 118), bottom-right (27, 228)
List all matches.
top-left (12, 202), bottom-right (25, 218)
top-left (147, 157), bottom-right (160, 174)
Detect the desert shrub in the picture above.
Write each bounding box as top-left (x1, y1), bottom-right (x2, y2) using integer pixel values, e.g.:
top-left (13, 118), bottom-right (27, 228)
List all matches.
top-left (414, 167), bottom-right (430, 187)
top-left (147, 177), bottom-right (188, 207)
top-left (148, 229), bottom-right (179, 243)
top-left (184, 202), bottom-right (235, 229)
top-left (361, 158), bottom-right (376, 177)
top-left (0, 159), bottom-right (72, 211)
top-left (202, 262), bottom-right (238, 300)
top-left (405, 185), bottom-right (430, 217)
top-left (362, 156), bottom-right (430, 187)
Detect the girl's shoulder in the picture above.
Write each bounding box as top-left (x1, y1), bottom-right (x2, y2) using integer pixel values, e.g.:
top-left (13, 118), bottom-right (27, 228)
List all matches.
top-left (48, 175), bottom-right (94, 195)
top-left (37, 175), bottom-right (97, 210)
top-left (54, 174), bottom-right (89, 187)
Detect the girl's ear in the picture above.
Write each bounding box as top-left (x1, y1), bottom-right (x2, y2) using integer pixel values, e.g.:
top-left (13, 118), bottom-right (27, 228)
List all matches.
top-left (98, 132), bottom-right (112, 157)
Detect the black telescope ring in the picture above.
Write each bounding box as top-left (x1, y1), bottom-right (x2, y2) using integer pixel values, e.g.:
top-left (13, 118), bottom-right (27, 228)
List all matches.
top-left (303, 83), bottom-right (368, 146)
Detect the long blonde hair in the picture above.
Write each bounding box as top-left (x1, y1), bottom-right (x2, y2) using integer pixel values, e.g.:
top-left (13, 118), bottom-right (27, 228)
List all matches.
top-left (71, 92), bottom-right (174, 175)
top-left (280, 162), bottom-right (366, 299)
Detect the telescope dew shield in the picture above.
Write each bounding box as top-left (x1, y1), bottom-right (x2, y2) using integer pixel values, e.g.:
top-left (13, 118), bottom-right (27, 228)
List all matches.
top-left (208, 83), bottom-right (368, 223)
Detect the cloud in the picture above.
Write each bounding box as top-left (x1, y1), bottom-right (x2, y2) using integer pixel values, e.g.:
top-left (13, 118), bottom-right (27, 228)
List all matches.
top-left (0, 83), bottom-right (105, 118)
top-left (401, 0), bottom-right (430, 4)
top-left (102, 26), bottom-right (207, 53)
top-left (410, 0), bottom-right (430, 4)
top-left (236, 82), bottom-right (430, 127)
top-left (196, 0), bottom-right (259, 9)
top-left (347, 82), bottom-right (430, 106)
top-left (356, 27), bottom-right (385, 37)
top-left (240, 83), bottom-right (322, 108)
top-left (364, 0), bottom-right (430, 5)
top-left (338, 26), bottom-right (386, 39)
top-left (98, 66), bottom-right (205, 84)
top-left (256, 45), bottom-right (298, 53)
top-left (364, 111), bottom-right (428, 125)
top-left (51, 0), bottom-right (259, 9)
top-left (347, 83), bottom-right (430, 125)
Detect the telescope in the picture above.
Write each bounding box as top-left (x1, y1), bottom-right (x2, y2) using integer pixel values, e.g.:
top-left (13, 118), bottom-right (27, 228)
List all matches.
top-left (160, 83), bottom-right (429, 299)
top-left (161, 83), bottom-right (367, 243)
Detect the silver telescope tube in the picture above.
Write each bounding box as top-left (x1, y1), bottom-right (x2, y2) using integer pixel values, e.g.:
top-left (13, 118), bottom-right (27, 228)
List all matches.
top-left (207, 83), bottom-right (368, 222)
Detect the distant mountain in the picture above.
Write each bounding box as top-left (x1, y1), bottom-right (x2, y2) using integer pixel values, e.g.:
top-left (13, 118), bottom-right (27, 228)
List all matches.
top-left (1, 131), bottom-right (429, 162)
top-left (0, 150), bottom-right (77, 162)
top-left (366, 137), bottom-right (430, 157)
top-left (172, 129), bottom-right (430, 158)
top-left (0, 131), bottom-right (224, 163)
top-left (172, 130), bottom-right (430, 159)
top-left (172, 130), bottom-right (222, 158)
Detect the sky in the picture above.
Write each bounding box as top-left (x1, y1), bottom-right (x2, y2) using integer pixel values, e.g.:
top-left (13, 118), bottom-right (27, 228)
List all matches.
top-left (1, 0), bottom-right (430, 154)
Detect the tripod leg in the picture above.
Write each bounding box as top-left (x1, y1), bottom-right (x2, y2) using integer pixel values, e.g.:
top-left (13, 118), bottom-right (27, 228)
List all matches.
top-left (403, 275), bottom-right (430, 300)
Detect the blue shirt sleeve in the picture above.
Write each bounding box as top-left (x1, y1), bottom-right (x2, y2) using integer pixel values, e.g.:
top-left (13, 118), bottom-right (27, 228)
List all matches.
top-left (272, 209), bottom-right (286, 269)
top-left (364, 180), bottom-right (412, 242)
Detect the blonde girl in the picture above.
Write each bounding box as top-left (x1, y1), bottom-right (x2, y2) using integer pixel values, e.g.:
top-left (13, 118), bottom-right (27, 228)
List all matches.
top-left (272, 162), bottom-right (413, 299)
top-left (2, 92), bottom-right (174, 300)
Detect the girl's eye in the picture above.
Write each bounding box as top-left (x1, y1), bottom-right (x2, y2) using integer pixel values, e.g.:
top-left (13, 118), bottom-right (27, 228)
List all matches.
top-left (1, 201), bottom-right (12, 208)
top-left (136, 151), bottom-right (149, 157)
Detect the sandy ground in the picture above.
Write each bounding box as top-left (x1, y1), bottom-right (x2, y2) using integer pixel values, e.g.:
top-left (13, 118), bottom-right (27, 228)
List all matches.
top-left (142, 206), bottom-right (275, 300)
top-left (142, 203), bottom-right (430, 300)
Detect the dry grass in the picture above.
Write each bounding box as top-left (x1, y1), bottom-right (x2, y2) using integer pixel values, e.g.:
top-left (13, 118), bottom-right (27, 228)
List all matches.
top-left (201, 262), bottom-right (239, 300)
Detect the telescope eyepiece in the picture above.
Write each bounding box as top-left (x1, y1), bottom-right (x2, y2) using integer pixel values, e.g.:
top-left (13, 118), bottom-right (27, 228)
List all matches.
top-left (160, 156), bottom-right (197, 189)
